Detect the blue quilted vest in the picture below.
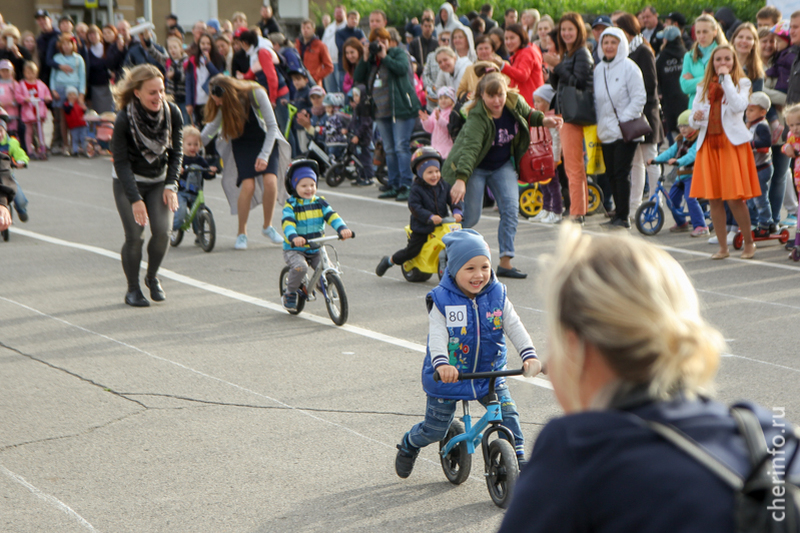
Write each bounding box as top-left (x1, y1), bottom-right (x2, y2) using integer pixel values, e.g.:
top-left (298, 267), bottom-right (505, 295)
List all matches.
top-left (421, 273), bottom-right (508, 400)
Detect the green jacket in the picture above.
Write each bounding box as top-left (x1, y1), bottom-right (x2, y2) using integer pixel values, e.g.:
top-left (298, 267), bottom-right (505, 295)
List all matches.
top-left (443, 92), bottom-right (543, 185)
top-left (353, 47), bottom-right (420, 120)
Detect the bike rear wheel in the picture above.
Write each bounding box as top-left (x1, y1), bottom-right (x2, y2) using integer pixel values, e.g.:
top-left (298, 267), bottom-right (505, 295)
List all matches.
top-left (634, 201), bottom-right (664, 236)
top-left (197, 207), bottom-right (216, 252)
top-left (485, 439), bottom-right (519, 509)
top-left (279, 266), bottom-right (306, 315)
top-left (440, 420), bottom-right (472, 484)
top-left (323, 272), bottom-right (348, 325)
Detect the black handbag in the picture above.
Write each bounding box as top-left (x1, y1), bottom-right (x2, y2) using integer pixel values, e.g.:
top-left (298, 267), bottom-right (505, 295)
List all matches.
top-left (603, 70), bottom-right (652, 143)
top-left (559, 81), bottom-right (596, 126)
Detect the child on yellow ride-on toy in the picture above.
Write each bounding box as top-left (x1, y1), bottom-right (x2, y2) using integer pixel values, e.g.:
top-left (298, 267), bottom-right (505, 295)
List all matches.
top-left (376, 147), bottom-right (463, 277)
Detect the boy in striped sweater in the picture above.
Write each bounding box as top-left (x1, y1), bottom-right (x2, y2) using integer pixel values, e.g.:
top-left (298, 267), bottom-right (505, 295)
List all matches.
top-left (281, 161), bottom-right (352, 310)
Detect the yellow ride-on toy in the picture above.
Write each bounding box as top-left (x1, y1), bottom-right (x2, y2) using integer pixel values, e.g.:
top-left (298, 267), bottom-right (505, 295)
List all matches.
top-left (401, 218), bottom-right (462, 282)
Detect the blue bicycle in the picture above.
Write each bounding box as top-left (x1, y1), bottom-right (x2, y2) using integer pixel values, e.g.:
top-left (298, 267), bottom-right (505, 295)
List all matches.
top-left (634, 169), bottom-right (712, 236)
top-left (434, 368), bottom-right (523, 508)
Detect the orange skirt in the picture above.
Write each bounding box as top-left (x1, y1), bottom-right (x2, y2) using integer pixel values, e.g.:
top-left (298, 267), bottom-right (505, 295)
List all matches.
top-left (690, 133), bottom-right (761, 200)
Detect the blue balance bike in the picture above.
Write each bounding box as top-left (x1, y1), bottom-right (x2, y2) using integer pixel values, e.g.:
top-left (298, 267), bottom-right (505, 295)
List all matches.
top-left (434, 368), bottom-right (523, 508)
top-left (634, 168), bottom-right (712, 236)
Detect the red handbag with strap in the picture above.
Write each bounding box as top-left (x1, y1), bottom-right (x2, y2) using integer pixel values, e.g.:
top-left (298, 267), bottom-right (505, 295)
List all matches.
top-left (519, 126), bottom-right (555, 184)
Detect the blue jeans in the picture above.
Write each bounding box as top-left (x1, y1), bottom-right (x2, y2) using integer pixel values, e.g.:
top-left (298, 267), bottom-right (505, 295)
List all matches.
top-left (70, 126), bottom-right (88, 154)
top-left (463, 160), bottom-right (519, 258)
top-left (406, 384), bottom-right (524, 456)
top-left (771, 147), bottom-right (789, 225)
top-left (747, 164), bottom-right (774, 229)
top-left (668, 178), bottom-right (705, 229)
top-left (172, 191), bottom-right (199, 232)
top-left (13, 178), bottom-right (27, 216)
top-left (375, 117), bottom-right (415, 191)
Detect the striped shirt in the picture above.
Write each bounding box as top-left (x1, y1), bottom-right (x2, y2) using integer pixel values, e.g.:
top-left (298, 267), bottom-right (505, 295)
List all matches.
top-left (281, 195), bottom-right (347, 252)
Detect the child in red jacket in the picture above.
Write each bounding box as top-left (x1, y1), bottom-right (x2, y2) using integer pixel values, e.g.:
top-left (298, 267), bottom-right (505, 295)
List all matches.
top-left (63, 86), bottom-right (88, 156)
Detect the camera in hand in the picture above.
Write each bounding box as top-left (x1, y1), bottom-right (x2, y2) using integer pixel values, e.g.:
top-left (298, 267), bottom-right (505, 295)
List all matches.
top-left (369, 40), bottom-right (382, 57)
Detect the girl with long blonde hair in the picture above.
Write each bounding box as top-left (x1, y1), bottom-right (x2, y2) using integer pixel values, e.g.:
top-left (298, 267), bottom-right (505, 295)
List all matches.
top-left (681, 14), bottom-right (727, 108)
top-left (201, 75), bottom-right (291, 250)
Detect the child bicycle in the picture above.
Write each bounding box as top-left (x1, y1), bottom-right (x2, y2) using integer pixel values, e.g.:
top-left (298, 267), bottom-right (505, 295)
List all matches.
top-left (434, 367), bottom-right (524, 508)
top-left (170, 164), bottom-right (216, 252)
top-left (634, 166), bottom-right (712, 236)
top-left (278, 233), bottom-right (355, 326)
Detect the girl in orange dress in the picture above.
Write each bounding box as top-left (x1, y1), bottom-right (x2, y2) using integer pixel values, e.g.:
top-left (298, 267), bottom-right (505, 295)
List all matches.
top-left (689, 44), bottom-right (761, 260)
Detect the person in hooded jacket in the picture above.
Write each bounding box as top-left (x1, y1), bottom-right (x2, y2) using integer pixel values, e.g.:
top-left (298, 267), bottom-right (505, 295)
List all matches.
top-left (656, 26), bottom-right (689, 141)
top-left (593, 27), bottom-right (647, 229)
top-left (615, 13), bottom-right (664, 218)
top-left (436, 3), bottom-right (475, 56)
top-left (715, 7), bottom-right (742, 42)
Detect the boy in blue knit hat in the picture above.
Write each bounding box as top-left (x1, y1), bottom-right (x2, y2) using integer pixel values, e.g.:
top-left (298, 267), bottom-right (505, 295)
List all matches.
top-left (281, 161), bottom-right (352, 310)
top-left (394, 228), bottom-right (542, 478)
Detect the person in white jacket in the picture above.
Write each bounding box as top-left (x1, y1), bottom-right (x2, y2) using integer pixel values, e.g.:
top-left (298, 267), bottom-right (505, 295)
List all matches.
top-left (688, 44), bottom-right (761, 260)
top-left (593, 27), bottom-right (647, 229)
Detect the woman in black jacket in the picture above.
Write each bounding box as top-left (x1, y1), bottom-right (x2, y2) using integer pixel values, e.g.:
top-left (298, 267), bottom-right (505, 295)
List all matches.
top-left (545, 12), bottom-right (593, 223)
top-left (84, 25), bottom-right (115, 113)
top-left (655, 26), bottom-right (688, 142)
top-left (615, 13), bottom-right (664, 217)
top-left (111, 64), bottom-right (183, 307)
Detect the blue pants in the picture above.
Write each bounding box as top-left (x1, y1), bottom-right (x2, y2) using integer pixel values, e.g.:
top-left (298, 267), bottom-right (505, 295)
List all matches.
top-left (463, 160), bottom-right (519, 258)
top-left (355, 145), bottom-right (373, 180)
top-left (406, 384), bottom-right (524, 457)
top-left (668, 178), bottom-right (705, 229)
top-left (172, 191), bottom-right (199, 233)
top-left (13, 179), bottom-right (28, 216)
top-left (375, 117), bottom-right (415, 191)
top-left (771, 147), bottom-right (789, 225)
top-left (70, 126), bottom-right (88, 154)
top-left (747, 164), bottom-right (774, 229)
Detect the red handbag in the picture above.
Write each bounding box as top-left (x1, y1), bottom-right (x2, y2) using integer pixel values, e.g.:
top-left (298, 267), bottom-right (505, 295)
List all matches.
top-left (519, 126), bottom-right (555, 184)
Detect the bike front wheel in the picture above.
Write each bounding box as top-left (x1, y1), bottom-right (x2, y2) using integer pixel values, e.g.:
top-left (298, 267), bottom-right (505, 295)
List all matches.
top-left (323, 272), bottom-right (348, 325)
top-left (440, 420), bottom-right (472, 484)
top-left (197, 207), bottom-right (216, 252)
top-left (325, 163), bottom-right (347, 187)
top-left (634, 201), bottom-right (664, 236)
top-left (485, 439), bottom-right (519, 509)
top-left (170, 229), bottom-right (183, 247)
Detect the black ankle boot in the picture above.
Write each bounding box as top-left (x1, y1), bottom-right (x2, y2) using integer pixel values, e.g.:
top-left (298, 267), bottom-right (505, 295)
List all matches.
top-left (125, 287), bottom-right (150, 307)
top-left (144, 276), bottom-right (165, 302)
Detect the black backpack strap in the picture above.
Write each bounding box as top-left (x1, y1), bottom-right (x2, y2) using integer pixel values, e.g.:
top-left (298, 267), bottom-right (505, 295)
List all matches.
top-left (642, 419), bottom-right (745, 490)
top-left (730, 406), bottom-right (771, 470)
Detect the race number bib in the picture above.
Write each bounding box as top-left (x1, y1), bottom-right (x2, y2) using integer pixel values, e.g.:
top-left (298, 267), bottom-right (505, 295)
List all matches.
top-left (445, 305), bottom-right (467, 328)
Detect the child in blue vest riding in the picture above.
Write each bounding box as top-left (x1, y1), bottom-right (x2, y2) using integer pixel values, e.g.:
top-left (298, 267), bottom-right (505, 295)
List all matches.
top-left (394, 229), bottom-right (543, 478)
top-left (281, 159), bottom-right (352, 310)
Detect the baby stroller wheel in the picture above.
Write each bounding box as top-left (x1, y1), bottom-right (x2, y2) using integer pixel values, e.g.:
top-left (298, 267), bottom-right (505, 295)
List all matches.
top-left (485, 439), bottom-right (519, 509)
top-left (518, 184), bottom-right (542, 219)
top-left (196, 207), bottom-right (216, 252)
top-left (634, 201), bottom-right (664, 236)
top-left (170, 229), bottom-right (183, 247)
top-left (325, 162), bottom-right (347, 187)
top-left (279, 266), bottom-right (306, 315)
top-left (440, 420), bottom-right (472, 484)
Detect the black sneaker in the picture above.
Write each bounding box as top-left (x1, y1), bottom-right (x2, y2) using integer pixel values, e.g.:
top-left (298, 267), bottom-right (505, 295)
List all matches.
top-left (395, 434), bottom-right (419, 479)
top-left (517, 455), bottom-right (528, 470)
top-left (379, 183), bottom-right (393, 192)
top-left (17, 210), bottom-right (28, 222)
top-left (769, 223), bottom-right (778, 235)
top-left (754, 227), bottom-right (770, 239)
top-left (611, 218), bottom-right (631, 229)
top-left (376, 256), bottom-right (392, 277)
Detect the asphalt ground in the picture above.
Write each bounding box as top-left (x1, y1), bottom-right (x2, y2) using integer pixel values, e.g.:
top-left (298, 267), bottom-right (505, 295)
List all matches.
top-left (1, 155), bottom-right (799, 532)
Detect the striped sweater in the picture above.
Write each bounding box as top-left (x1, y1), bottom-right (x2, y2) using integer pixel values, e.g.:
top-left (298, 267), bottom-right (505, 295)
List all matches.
top-left (281, 195), bottom-right (347, 252)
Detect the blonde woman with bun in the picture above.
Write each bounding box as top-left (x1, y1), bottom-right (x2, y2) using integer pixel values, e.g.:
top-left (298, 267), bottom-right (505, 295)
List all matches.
top-left (498, 223), bottom-right (800, 533)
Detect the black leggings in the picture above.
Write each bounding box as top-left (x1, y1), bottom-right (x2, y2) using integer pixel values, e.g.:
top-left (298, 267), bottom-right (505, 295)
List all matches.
top-left (601, 140), bottom-right (638, 220)
top-left (113, 179), bottom-right (174, 290)
top-left (391, 231), bottom-right (429, 265)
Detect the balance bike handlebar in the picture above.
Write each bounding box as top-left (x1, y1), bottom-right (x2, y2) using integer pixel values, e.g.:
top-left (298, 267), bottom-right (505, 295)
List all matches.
top-left (433, 368), bottom-right (524, 382)
top-left (306, 232), bottom-right (356, 249)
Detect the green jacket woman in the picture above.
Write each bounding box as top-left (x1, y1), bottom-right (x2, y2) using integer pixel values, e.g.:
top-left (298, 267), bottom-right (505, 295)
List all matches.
top-left (444, 74), bottom-right (560, 278)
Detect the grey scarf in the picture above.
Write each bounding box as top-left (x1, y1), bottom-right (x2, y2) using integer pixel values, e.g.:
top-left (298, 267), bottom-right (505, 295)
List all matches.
top-left (127, 100), bottom-right (171, 164)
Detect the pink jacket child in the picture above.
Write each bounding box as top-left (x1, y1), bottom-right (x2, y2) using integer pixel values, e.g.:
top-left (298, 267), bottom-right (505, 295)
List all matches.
top-left (15, 78), bottom-right (52, 124)
top-left (420, 86), bottom-right (455, 158)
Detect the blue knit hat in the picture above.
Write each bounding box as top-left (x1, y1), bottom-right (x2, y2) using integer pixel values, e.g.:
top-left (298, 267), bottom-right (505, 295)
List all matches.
top-left (206, 19), bottom-right (221, 33)
top-left (291, 166), bottom-right (317, 191)
top-left (443, 229), bottom-right (491, 279)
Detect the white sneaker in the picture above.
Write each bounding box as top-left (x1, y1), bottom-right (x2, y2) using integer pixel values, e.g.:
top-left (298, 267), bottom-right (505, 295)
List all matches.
top-left (726, 230), bottom-right (737, 245)
top-left (532, 210), bottom-right (550, 222)
top-left (708, 235), bottom-right (719, 245)
top-left (262, 225), bottom-right (284, 244)
top-left (235, 234), bottom-right (248, 250)
top-left (543, 211), bottom-right (561, 224)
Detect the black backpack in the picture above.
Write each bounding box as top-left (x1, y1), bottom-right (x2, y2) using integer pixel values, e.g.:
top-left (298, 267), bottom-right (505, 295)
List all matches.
top-left (447, 93), bottom-right (470, 142)
top-left (642, 405), bottom-right (800, 533)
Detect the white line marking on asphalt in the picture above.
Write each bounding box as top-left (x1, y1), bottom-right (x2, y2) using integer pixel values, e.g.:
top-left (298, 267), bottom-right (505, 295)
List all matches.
top-left (1, 465), bottom-right (99, 531)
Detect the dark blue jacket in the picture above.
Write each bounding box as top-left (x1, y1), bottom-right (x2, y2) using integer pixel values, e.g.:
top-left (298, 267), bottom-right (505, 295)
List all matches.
top-left (407, 177), bottom-right (463, 234)
top-left (498, 392), bottom-right (800, 533)
top-left (335, 26), bottom-right (365, 67)
top-left (37, 29), bottom-right (60, 83)
top-left (124, 40), bottom-right (166, 74)
top-left (185, 56), bottom-right (222, 107)
top-left (422, 273), bottom-right (508, 400)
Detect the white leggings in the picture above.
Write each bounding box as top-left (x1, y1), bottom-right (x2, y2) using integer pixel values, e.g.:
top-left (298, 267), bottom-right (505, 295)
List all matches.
top-left (630, 143), bottom-right (659, 215)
